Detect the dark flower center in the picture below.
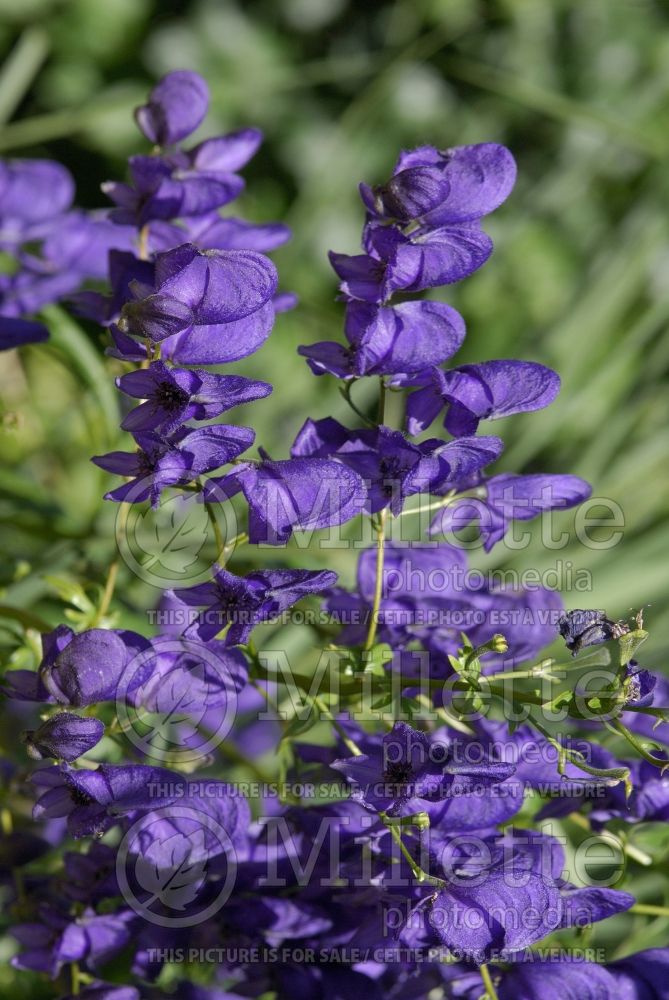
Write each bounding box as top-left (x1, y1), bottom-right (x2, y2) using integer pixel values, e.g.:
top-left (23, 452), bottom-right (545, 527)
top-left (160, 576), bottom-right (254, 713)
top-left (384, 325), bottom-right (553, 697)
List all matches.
top-left (383, 761), bottom-right (414, 786)
top-left (155, 380), bottom-right (189, 412)
top-left (136, 449), bottom-right (156, 476)
top-left (379, 457), bottom-right (403, 497)
top-left (70, 787), bottom-right (95, 807)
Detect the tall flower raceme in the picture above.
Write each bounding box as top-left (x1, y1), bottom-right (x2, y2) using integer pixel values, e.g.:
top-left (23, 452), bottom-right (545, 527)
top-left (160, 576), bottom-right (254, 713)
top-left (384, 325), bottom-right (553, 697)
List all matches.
top-left (1, 71), bottom-right (669, 1000)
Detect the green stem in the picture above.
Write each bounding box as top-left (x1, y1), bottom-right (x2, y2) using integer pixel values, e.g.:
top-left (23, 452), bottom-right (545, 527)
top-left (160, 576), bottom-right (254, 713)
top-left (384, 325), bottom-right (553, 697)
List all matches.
top-left (480, 963), bottom-right (500, 1000)
top-left (377, 377), bottom-right (387, 424)
top-left (204, 498), bottom-right (225, 559)
top-left (91, 560), bottom-right (118, 626)
top-left (608, 718), bottom-right (668, 768)
top-left (396, 491), bottom-right (457, 519)
top-left (0, 27), bottom-right (49, 126)
top-left (70, 962), bottom-right (81, 996)
top-left (314, 695), bottom-right (362, 756)
top-left (630, 903), bottom-right (669, 917)
top-left (364, 508), bottom-right (387, 650)
top-left (315, 702), bottom-right (446, 887)
top-left (339, 381), bottom-right (376, 427)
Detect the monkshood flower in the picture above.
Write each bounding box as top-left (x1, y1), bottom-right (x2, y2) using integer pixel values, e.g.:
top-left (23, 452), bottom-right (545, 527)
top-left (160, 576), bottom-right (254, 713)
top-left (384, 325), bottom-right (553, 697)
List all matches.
top-left (617, 665), bottom-right (669, 747)
top-left (2, 625), bottom-right (150, 706)
top-left (420, 828), bottom-right (632, 964)
top-left (331, 721), bottom-right (515, 816)
top-left (104, 148), bottom-right (246, 227)
top-left (558, 608), bottom-right (622, 655)
top-left (450, 948), bottom-right (669, 999)
top-left (298, 299), bottom-right (465, 379)
top-left (618, 659), bottom-right (661, 708)
top-left (22, 713), bottom-right (104, 762)
top-left (203, 448), bottom-right (367, 544)
top-left (0, 316), bottom-right (48, 350)
top-left (31, 763), bottom-right (250, 844)
top-left (134, 69), bottom-right (209, 147)
top-left (404, 360), bottom-right (561, 436)
top-left (330, 220), bottom-right (494, 302)
top-left (323, 542), bottom-right (562, 667)
top-left (0, 158), bottom-right (73, 245)
top-left (330, 143), bottom-right (516, 303)
top-left (92, 424), bottom-right (254, 506)
top-left (108, 69), bottom-right (263, 227)
top-left (169, 563), bottom-right (338, 643)
top-left (585, 756), bottom-right (669, 828)
top-left (359, 143), bottom-right (517, 228)
top-left (117, 360), bottom-right (272, 435)
top-left (430, 472), bottom-right (592, 551)
top-left (0, 158), bottom-right (133, 349)
top-left (11, 904), bottom-right (135, 980)
top-left (152, 211), bottom-right (291, 253)
top-left (118, 243), bottom-right (278, 364)
top-left (291, 416), bottom-right (503, 515)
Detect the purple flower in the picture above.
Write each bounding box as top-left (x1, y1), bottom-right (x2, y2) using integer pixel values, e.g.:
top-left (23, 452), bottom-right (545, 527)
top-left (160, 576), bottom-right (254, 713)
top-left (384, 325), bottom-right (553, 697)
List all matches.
top-left (621, 659), bottom-right (658, 708)
top-left (117, 360), bottom-right (272, 434)
top-left (203, 450), bottom-right (367, 544)
top-left (430, 472), bottom-right (592, 551)
top-left (360, 143), bottom-right (517, 227)
top-left (31, 763), bottom-right (246, 841)
top-left (331, 721), bottom-right (514, 816)
top-left (123, 243), bottom-right (278, 364)
top-left (35, 625), bottom-right (151, 707)
top-left (0, 316), bottom-right (48, 350)
top-left (62, 985), bottom-right (140, 1000)
top-left (291, 416), bottom-right (502, 515)
top-left (330, 221), bottom-right (494, 302)
top-left (324, 540), bottom-right (468, 647)
top-left (405, 360), bottom-right (561, 436)
top-left (104, 152), bottom-right (245, 226)
top-left (22, 713), bottom-right (104, 762)
top-left (159, 212), bottom-right (291, 252)
top-left (607, 948), bottom-right (669, 998)
top-left (491, 949), bottom-right (669, 999)
top-left (92, 424), bottom-right (254, 506)
top-left (495, 955), bottom-right (619, 999)
top-left (168, 563), bottom-right (337, 643)
top-left (298, 299), bottom-right (465, 379)
top-left (558, 609), bottom-right (620, 655)
top-left (0, 158), bottom-right (74, 237)
top-left (430, 868), bottom-right (561, 962)
top-left (11, 905), bottom-right (135, 979)
top-left (135, 69), bottom-right (210, 147)
top-left (330, 144), bottom-right (515, 304)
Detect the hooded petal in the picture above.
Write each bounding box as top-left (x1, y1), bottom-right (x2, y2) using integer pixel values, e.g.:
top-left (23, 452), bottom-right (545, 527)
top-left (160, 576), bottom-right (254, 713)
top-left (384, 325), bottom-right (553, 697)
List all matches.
top-left (135, 70), bottom-right (209, 146)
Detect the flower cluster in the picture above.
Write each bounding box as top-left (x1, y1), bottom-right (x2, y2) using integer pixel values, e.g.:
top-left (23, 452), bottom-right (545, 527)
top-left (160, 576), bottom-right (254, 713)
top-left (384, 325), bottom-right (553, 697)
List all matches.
top-left (2, 70), bottom-right (669, 1000)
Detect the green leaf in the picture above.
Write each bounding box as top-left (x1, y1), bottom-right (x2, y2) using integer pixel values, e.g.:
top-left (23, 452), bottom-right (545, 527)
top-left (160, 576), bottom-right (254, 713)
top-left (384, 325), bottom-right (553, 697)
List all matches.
top-left (619, 628), bottom-right (649, 666)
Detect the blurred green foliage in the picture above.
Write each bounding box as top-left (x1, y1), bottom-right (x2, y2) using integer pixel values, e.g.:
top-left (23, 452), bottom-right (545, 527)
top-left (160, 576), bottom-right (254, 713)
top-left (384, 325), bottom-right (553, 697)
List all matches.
top-left (1, 1), bottom-right (669, 989)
